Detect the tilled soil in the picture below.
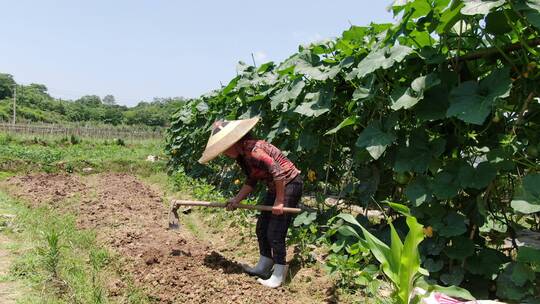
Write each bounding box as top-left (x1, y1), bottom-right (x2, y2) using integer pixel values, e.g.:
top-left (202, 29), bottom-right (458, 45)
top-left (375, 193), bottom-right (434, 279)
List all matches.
top-left (1, 173), bottom-right (335, 304)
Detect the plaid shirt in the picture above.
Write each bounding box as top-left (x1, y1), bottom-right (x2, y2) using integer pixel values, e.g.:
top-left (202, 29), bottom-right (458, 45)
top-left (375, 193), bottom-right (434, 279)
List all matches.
top-left (236, 139), bottom-right (300, 191)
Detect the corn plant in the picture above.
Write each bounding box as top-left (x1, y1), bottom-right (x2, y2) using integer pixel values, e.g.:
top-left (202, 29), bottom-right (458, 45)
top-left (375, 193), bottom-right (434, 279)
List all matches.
top-left (336, 211), bottom-right (475, 304)
top-left (37, 228), bottom-right (63, 280)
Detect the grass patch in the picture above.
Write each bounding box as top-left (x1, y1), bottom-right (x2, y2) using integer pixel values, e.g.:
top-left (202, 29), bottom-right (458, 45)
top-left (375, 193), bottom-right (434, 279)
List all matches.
top-left (0, 132), bottom-right (166, 176)
top-left (0, 190), bottom-right (151, 304)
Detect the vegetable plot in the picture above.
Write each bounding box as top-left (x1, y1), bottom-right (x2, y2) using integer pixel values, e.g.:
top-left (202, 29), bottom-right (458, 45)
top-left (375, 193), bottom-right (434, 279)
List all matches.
top-left (167, 0), bottom-right (540, 301)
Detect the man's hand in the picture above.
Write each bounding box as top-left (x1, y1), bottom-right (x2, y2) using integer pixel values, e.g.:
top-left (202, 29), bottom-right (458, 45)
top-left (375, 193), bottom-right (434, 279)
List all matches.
top-left (226, 198), bottom-right (240, 211)
top-left (272, 202), bottom-right (284, 215)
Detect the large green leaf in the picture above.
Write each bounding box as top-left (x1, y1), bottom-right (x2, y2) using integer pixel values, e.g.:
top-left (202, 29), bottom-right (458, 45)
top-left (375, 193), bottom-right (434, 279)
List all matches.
top-left (397, 216), bottom-right (425, 304)
top-left (436, 2), bottom-right (465, 33)
top-left (267, 118), bottom-right (290, 141)
top-left (411, 73), bottom-right (441, 93)
top-left (294, 86), bottom-right (334, 117)
top-left (440, 268), bottom-right (465, 286)
top-left (355, 122), bottom-right (396, 160)
top-left (445, 236), bottom-right (474, 260)
top-left (458, 162), bottom-right (497, 189)
top-left (424, 258), bottom-right (444, 272)
top-left (415, 84), bottom-right (450, 121)
top-left (433, 212), bottom-right (467, 237)
top-left (390, 223), bottom-right (404, 281)
top-left (337, 225), bottom-right (361, 239)
top-left (447, 68), bottom-right (511, 125)
top-left (391, 73), bottom-right (441, 111)
top-left (387, 202), bottom-right (411, 217)
top-left (461, 0), bottom-right (505, 16)
top-left (391, 87), bottom-right (421, 110)
top-left (465, 248), bottom-right (508, 277)
top-left (485, 10), bottom-right (513, 34)
top-left (270, 79), bottom-right (305, 111)
top-left (510, 200), bottom-right (540, 214)
top-left (352, 74), bottom-right (375, 100)
top-left (297, 129), bottom-right (318, 151)
top-left (496, 263), bottom-right (531, 301)
top-left (337, 213), bottom-right (399, 284)
top-left (517, 246), bottom-right (540, 265)
top-left (324, 116), bottom-right (356, 135)
top-left (511, 173), bottom-right (540, 214)
top-left (353, 45), bottom-right (414, 79)
top-left (293, 51), bottom-right (341, 81)
top-left (431, 170), bottom-right (461, 200)
top-left (511, 262), bottom-right (535, 286)
top-left (525, 10), bottom-right (540, 29)
top-left (404, 176), bottom-right (432, 206)
top-left (520, 0), bottom-right (540, 29)
top-left (394, 132), bottom-right (446, 173)
top-left (293, 211), bottom-right (317, 227)
top-left (195, 101), bottom-right (209, 113)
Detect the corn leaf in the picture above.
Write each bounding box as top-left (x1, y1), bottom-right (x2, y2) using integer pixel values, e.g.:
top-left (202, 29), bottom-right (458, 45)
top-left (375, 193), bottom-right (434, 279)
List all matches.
top-left (397, 216), bottom-right (425, 304)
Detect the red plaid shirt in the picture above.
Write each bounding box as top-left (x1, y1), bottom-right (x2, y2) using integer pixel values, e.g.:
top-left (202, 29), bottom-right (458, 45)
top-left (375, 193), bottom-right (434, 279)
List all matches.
top-left (236, 139), bottom-right (300, 191)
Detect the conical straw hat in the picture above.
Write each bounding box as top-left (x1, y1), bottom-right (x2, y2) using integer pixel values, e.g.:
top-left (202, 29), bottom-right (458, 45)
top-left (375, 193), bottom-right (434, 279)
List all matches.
top-left (198, 117), bottom-right (260, 164)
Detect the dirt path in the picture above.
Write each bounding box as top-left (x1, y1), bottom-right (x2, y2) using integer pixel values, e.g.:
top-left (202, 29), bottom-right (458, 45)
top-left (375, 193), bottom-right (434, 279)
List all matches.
top-left (1, 173), bottom-right (335, 304)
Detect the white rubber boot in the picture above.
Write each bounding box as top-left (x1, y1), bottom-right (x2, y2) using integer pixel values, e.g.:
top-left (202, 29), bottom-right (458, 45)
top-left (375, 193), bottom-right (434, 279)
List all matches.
top-left (242, 255), bottom-right (273, 278)
top-left (257, 264), bottom-right (287, 288)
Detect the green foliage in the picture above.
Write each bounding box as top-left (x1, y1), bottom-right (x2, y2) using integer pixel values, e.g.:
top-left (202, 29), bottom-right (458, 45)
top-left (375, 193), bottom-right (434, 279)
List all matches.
top-left (166, 0), bottom-right (540, 301)
top-left (289, 211), bottom-right (320, 265)
top-left (70, 134), bottom-right (81, 145)
top-left (336, 213), bottom-right (426, 304)
top-left (0, 133), bottom-right (164, 175)
top-left (37, 228), bottom-right (64, 279)
top-left (0, 77), bottom-right (186, 126)
top-left (115, 138), bottom-right (126, 146)
top-left (0, 191), bottom-right (150, 303)
top-left (0, 73), bottom-right (16, 99)
top-left (337, 213), bottom-right (474, 304)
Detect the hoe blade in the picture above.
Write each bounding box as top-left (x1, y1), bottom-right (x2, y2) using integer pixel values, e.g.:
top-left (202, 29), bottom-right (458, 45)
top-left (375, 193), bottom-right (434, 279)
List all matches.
top-left (168, 203), bottom-right (180, 230)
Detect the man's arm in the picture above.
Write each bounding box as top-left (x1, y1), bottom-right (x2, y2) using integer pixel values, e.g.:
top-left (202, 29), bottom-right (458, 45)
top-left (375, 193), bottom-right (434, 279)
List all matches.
top-left (272, 179), bottom-right (285, 215)
top-left (226, 184), bottom-right (254, 210)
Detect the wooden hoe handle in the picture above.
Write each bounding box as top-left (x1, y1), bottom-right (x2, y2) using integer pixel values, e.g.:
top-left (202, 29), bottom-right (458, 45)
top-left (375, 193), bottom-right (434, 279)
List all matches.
top-left (170, 199), bottom-right (303, 214)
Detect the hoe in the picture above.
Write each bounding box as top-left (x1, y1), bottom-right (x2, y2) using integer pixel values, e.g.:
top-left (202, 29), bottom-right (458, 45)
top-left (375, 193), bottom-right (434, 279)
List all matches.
top-left (168, 199), bottom-right (303, 230)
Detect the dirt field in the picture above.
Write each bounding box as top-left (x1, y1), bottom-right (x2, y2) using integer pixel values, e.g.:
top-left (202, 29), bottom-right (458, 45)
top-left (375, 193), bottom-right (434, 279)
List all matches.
top-left (0, 173), bottom-right (338, 304)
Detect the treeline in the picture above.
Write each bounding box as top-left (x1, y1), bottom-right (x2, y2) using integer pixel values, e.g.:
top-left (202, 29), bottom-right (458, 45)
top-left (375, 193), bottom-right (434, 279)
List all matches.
top-left (0, 73), bottom-right (186, 127)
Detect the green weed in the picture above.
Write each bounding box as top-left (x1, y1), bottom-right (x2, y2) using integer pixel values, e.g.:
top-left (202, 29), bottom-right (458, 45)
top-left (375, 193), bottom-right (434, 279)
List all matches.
top-left (37, 228), bottom-right (63, 280)
top-left (0, 132), bottom-right (164, 175)
top-left (0, 191), bottom-right (150, 303)
top-left (70, 134), bottom-right (81, 145)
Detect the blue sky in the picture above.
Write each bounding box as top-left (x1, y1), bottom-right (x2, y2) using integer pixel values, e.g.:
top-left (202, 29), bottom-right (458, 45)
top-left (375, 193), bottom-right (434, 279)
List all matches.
top-left (1, 1), bottom-right (394, 106)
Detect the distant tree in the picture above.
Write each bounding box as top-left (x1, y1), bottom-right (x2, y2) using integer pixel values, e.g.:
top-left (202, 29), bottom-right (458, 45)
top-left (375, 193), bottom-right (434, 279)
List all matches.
top-left (18, 83), bottom-right (52, 106)
top-left (66, 103), bottom-right (91, 121)
top-left (135, 101), bottom-right (149, 108)
top-left (28, 83), bottom-right (48, 95)
top-left (77, 95), bottom-right (102, 107)
top-left (0, 73), bottom-right (16, 99)
top-left (103, 107), bottom-right (123, 125)
top-left (103, 94), bottom-right (116, 106)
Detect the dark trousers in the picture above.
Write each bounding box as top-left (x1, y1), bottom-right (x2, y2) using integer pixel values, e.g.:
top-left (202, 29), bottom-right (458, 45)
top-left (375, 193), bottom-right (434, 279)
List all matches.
top-left (256, 175), bottom-right (303, 265)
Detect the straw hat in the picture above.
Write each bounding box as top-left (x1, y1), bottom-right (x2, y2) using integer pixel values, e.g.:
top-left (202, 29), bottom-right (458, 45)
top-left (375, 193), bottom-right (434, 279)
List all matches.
top-left (198, 117), bottom-right (260, 164)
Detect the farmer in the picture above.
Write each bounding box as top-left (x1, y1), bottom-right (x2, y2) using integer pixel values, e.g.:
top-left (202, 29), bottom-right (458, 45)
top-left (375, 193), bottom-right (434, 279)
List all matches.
top-left (198, 117), bottom-right (302, 288)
